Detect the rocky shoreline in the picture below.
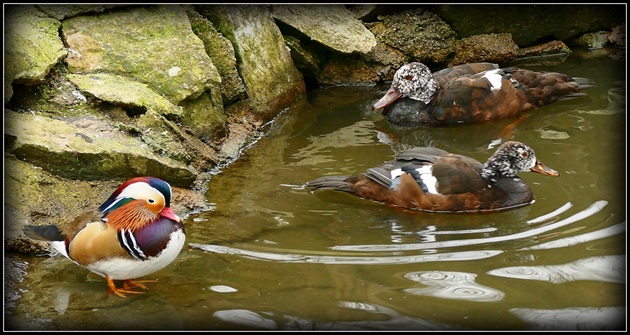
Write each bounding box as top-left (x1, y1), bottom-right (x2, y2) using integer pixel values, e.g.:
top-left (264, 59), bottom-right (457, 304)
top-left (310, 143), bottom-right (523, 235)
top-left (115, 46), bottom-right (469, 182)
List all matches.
top-left (4, 4), bottom-right (625, 255)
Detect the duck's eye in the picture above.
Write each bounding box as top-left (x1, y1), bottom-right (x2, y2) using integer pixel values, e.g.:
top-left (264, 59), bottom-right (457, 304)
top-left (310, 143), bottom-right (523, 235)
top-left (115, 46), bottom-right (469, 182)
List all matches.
top-left (406, 75), bottom-right (414, 81)
top-left (520, 151), bottom-right (528, 158)
top-left (148, 199), bottom-right (156, 204)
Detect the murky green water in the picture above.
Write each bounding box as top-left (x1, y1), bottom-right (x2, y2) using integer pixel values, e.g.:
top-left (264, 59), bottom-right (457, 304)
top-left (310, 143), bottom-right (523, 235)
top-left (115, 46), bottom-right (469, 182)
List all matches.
top-left (5, 51), bottom-right (626, 330)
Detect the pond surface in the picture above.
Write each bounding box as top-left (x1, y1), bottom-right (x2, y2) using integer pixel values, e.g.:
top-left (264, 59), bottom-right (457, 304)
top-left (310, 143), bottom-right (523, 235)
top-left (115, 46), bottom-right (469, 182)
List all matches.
top-left (5, 51), bottom-right (626, 330)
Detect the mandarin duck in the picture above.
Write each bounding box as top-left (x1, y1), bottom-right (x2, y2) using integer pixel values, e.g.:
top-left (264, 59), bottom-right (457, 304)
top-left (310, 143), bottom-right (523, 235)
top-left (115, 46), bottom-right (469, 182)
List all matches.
top-left (23, 176), bottom-right (185, 298)
top-left (372, 62), bottom-right (594, 127)
top-left (306, 141), bottom-right (558, 213)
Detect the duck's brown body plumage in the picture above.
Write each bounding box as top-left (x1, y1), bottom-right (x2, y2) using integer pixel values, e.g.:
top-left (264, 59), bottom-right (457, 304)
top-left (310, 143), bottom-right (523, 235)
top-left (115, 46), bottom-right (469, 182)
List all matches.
top-left (306, 141), bottom-right (558, 213)
top-left (373, 62), bottom-right (593, 127)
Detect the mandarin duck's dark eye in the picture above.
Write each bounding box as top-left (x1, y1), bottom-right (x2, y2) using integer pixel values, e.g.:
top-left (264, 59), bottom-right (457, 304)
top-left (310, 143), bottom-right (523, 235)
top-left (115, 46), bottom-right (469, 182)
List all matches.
top-left (148, 199), bottom-right (156, 204)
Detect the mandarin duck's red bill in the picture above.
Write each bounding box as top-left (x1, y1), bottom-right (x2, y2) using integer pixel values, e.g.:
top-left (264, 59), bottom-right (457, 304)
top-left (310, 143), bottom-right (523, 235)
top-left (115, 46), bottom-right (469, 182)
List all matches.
top-left (306, 141), bottom-right (558, 214)
top-left (372, 62), bottom-right (594, 128)
top-left (23, 176), bottom-right (185, 298)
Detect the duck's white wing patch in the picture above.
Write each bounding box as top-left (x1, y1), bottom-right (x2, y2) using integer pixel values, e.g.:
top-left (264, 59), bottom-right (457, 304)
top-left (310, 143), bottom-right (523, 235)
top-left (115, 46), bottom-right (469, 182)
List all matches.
top-left (416, 165), bottom-right (439, 194)
top-left (390, 168), bottom-right (404, 190)
top-left (391, 165), bottom-right (439, 194)
top-left (482, 69), bottom-right (503, 92)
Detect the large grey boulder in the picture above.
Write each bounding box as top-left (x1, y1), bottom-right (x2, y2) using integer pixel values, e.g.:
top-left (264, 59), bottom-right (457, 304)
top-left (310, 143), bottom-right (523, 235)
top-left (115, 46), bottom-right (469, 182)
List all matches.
top-left (433, 5), bottom-right (625, 47)
top-left (5, 109), bottom-right (196, 187)
top-left (4, 5), bottom-right (67, 104)
top-left (201, 5), bottom-right (306, 123)
top-left (271, 5), bottom-right (377, 55)
top-left (62, 5), bottom-right (220, 104)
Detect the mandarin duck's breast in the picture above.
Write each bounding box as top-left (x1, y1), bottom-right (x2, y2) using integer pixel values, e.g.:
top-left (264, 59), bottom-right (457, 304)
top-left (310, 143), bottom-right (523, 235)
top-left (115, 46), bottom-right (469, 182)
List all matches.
top-left (131, 216), bottom-right (186, 259)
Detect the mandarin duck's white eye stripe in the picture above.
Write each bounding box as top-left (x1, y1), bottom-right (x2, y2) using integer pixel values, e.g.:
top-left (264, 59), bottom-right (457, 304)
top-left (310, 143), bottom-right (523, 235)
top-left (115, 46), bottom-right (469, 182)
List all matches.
top-left (118, 230), bottom-right (148, 261)
top-left (101, 182), bottom-right (164, 213)
top-left (117, 182), bottom-right (164, 204)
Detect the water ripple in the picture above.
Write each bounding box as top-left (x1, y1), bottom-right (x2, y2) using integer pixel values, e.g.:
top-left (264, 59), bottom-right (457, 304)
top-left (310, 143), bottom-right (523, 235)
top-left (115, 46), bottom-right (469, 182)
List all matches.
top-left (213, 309), bottom-right (277, 329)
top-left (403, 271), bottom-right (504, 302)
top-left (213, 302), bottom-right (459, 330)
top-left (188, 243), bottom-right (502, 265)
top-left (487, 254), bottom-right (625, 284)
top-left (526, 202), bottom-right (573, 224)
top-left (519, 222), bottom-right (625, 250)
top-left (330, 200), bottom-right (609, 252)
top-left (510, 306), bottom-right (625, 330)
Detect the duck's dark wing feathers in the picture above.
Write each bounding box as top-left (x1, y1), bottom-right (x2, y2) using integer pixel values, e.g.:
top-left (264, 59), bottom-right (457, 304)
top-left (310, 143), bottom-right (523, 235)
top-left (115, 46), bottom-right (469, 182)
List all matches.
top-left (305, 175), bottom-right (354, 192)
top-left (432, 63), bottom-right (499, 87)
top-left (505, 68), bottom-right (591, 105)
top-left (23, 224), bottom-right (65, 242)
top-left (395, 146), bottom-right (451, 162)
top-left (376, 147), bottom-right (488, 195)
top-left (429, 69), bottom-right (533, 123)
top-left (430, 155), bottom-right (487, 194)
top-left (365, 166), bottom-right (394, 188)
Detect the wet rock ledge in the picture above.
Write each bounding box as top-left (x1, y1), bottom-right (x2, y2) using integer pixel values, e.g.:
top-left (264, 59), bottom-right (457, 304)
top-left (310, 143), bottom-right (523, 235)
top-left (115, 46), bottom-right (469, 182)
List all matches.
top-left (3, 4), bottom-right (625, 254)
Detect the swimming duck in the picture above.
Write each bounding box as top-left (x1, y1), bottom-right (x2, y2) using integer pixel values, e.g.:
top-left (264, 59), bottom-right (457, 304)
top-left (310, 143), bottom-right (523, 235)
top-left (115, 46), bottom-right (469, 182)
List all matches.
top-left (306, 141), bottom-right (558, 213)
top-left (23, 176), bottom-right (185, 298)
top-left (372, 62), bottom-right (593, 127)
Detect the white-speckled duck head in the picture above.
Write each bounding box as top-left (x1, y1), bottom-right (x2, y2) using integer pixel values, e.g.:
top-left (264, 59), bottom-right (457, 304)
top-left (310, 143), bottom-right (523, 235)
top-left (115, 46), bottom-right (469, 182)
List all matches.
top-left (481, 141), bottom-right (559, 182)
top-left (372, 62), bottom-right (437, 110)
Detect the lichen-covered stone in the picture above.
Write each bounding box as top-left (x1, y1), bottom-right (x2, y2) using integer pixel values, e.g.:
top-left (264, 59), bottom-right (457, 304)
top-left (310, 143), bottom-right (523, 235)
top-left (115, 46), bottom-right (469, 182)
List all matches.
top-left (433, 4), bottom-right (625, 47)
top-left (203, 5), bottom-right (306, 123)
top-left (5, 109), bottom-right (196, 187)
top-left (216, 100), bottom-right (269, 161)
top-left (449, 33), bottom-right (519, 66)
top-left (4, 5), bottom-right (67, 104)
top-left (346, 5), bottom-right (378, 20)
top-left (35, 4), bottom-right (118, 20)
top-left (282, 35), bottom-right (322, 85)
top-left (188, 6), bottom-right (247, 105)
top-left (318, 55), bottom-right (380, 85)
top-left (62, 5), bottom-right (221, 104)
top-left (367, 9), bottom-right (456, 64)
top-left (574, 31), bottom-right (611, 50)
top-left (133, 109), bottom-right (219, 172)
top-left (179, 90), bottom-right (228, 143)
top-left (517, 40), bottom-right (572, 58)
top-left (271, 5), bottom-right (377, 55)
top-left (67, 73), bottom-right (184, 120)
top-left (608, 24), bottom-right (625, 47)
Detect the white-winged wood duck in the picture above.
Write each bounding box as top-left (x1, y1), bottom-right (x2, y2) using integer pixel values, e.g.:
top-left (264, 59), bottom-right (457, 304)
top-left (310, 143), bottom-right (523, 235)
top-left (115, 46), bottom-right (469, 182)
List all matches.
top-left (306, 141), bottom-right (559, 213)
top-left (372, 62), bottom-right (593, 127)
